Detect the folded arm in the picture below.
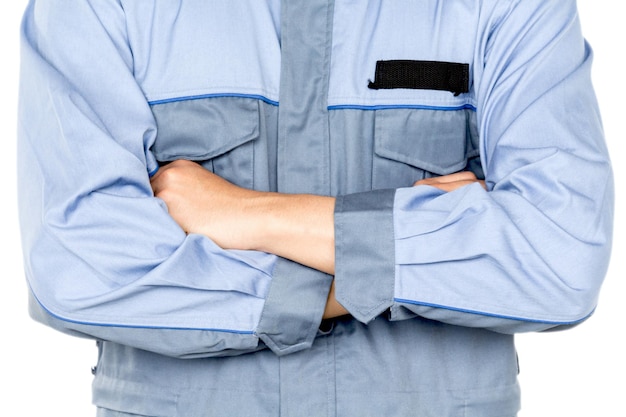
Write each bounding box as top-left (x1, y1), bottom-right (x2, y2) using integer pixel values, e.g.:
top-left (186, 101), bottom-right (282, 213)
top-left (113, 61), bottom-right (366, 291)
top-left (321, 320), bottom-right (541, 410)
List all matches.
top-left (151, 162), bottom-right (484, 318)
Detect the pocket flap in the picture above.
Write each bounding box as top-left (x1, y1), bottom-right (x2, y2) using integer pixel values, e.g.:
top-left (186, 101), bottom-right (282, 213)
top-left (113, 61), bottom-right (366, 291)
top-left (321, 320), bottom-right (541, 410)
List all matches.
top-left (374, 109), bottom-right (469, 176)
top-left (150, 97), bottom-right (259, 162)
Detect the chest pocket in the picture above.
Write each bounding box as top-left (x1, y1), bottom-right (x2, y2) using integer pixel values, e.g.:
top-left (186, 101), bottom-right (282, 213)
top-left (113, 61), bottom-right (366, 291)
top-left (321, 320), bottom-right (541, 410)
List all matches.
top-left (372, 108), bottom-right (480, 190)
top-left (150, 97), bottom-right (261, 190)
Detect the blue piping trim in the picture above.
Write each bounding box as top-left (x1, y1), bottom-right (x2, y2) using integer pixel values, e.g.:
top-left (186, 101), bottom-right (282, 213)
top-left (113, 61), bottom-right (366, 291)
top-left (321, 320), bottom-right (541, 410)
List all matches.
top-left (148, 93), bottom-right (279, 107)
top-left (148, 94), bottom-right (476, 112)
top-left (394, 298), bottom-right (593, 326)
top-left (32, 292), bottom-right (255, 335)
top-left (328, 103), bottom-right (477, 111)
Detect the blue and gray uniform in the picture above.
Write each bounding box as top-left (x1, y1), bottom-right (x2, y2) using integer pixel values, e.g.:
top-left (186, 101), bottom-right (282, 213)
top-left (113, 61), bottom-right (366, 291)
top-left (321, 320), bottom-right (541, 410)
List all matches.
top-left (17, 1), bottom-right (613, 416)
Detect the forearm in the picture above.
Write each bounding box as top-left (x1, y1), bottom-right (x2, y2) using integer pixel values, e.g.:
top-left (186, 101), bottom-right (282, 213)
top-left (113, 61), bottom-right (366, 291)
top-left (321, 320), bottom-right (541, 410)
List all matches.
top-left (246, 192), bottom-right (347, 319)
top-left (250, 192), bottom-right (336, 275)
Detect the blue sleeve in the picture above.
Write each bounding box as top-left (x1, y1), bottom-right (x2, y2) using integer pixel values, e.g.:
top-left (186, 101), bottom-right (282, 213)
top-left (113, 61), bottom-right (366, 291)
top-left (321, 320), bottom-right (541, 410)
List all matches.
top-left (333, 0), bottom-right (613, 333)
top-left (18, 0), bottom-right (330, 358)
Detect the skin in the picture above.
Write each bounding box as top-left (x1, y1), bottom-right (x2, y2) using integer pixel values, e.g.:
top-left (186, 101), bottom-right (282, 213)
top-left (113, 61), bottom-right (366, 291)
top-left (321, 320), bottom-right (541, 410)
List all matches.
top-left (150, 159), bottom-right (486, 319)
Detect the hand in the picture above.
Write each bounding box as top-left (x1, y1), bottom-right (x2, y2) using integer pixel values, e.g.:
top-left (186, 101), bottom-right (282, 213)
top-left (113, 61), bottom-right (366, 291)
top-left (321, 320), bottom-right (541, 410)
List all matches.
top-left (150, 160), bottom-right (261, 250)
top-left (414, 171), bottom-right (486, 192)
top-left (151, 159), bottom-right (335, 271)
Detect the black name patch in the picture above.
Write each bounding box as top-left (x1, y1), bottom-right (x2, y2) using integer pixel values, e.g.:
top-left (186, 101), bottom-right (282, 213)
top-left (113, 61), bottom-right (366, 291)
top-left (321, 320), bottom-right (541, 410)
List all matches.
top-left (368, 60), bottom-right (469, 96)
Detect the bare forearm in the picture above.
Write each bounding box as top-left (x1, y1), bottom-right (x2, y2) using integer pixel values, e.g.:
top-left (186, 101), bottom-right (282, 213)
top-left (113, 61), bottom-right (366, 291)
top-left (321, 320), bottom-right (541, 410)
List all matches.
top-left (249, 192), bottom-right (336, 275)
top-left (245, 192), bottom-right (346, 319)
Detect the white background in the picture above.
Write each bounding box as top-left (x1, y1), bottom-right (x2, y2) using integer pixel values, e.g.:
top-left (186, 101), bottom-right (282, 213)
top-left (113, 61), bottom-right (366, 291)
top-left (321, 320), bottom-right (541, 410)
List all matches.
top-left (1, 1), bottom-right (622, 415)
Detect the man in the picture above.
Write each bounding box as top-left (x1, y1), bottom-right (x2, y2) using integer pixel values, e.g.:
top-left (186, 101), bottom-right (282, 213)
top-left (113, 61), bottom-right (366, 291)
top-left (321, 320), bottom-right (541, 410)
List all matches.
top-left (18, 1), bottom-right (613, 416)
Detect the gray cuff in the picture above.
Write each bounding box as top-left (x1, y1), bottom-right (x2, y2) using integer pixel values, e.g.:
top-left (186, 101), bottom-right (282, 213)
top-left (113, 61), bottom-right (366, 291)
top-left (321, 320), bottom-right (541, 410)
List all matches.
top-left (334, 189), bottom-right (396, 323)
top-left (256, 257), bottom-right (333, 356)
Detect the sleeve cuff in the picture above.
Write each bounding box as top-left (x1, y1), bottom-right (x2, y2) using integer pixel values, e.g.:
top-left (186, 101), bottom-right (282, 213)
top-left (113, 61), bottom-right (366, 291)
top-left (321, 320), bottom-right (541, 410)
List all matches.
top-left (334, 189), bottom-right (396, 323)
top-left (256, 257), bottom-right (333, 356)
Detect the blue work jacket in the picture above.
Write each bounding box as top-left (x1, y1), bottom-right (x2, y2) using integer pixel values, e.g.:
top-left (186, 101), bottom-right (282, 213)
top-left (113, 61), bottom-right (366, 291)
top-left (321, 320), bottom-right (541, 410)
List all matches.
top-left (17, 1), bottom-right (613, 416)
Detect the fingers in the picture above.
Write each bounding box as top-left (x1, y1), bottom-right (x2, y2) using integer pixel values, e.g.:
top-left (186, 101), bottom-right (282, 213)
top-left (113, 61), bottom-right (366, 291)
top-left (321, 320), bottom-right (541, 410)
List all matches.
top-left (414, 171), bottom-right (477, 186)
top-left (413, 172), bottom-right (487, 192)
top-left (424, 179), bottom-right (484, 192)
